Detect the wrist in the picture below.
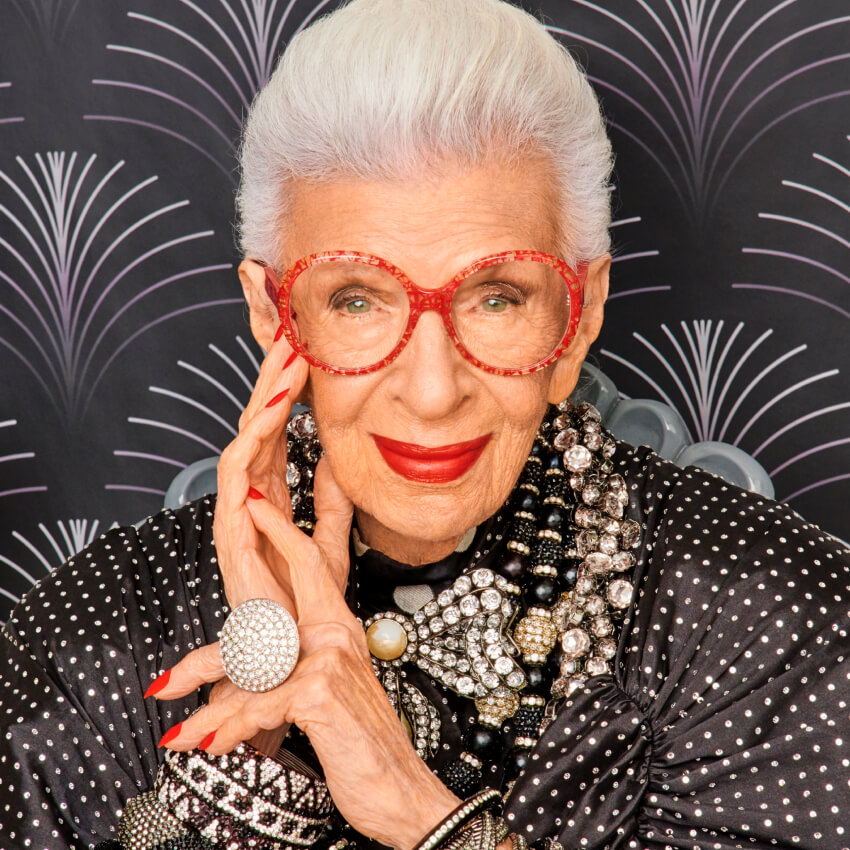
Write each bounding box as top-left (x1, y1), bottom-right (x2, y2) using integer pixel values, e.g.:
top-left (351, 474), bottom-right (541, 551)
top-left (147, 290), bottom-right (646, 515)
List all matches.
top-left (394, 783), bottom-right (461, 850)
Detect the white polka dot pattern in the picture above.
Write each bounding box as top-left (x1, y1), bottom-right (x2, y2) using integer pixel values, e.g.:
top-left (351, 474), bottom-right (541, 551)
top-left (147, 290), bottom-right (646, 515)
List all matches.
top-left (0, 445), bottom-right (847, 849)
top-left (506, 444), bottom-right (850, 848)
top-left (0, 498), bottom-right (226, 849)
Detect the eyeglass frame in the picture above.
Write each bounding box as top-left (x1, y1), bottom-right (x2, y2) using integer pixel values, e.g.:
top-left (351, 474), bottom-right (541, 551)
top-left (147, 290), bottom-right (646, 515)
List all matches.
top-left (258, 250), bottom-right (587, 377)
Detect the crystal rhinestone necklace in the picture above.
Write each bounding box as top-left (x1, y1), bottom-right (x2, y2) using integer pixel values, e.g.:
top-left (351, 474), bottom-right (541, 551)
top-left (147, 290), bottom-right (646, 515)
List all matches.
top-left (287, 400), bottom-right (641, 795)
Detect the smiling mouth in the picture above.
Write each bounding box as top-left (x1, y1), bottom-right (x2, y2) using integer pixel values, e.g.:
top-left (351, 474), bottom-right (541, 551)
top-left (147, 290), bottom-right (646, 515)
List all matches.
top-left (370, 433), bottom-right (492, 483)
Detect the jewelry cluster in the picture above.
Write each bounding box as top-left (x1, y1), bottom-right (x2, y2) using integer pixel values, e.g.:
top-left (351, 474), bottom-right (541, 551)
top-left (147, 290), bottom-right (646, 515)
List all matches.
top-left (353, 400), bottom-right (641, 797)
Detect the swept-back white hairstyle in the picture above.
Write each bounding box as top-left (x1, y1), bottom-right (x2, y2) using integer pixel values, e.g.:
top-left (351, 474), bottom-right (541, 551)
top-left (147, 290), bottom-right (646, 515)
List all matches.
top-left (237, 0), bottom-right (613, 269)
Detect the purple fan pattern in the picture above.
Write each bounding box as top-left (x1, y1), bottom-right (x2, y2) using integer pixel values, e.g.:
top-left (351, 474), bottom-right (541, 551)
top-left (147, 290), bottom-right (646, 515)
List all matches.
top-left (0, 418), bottom-right (46, 500)
top-left (109, 334), bottom-right (261, 498)
top-left (736, 138), bottom-right (850, 321)
top-left (86, 0), bottom-right (337, 180)
top-left (601, 319), bottom-right (849, 504)
top-left (0, 519), bottom-right (104, 619)
top-left (550, 0), bottom-right (850, 223)
top-left (0, 152), bottom-right (234, 422)
top-left (0, 0), bottom-right (847, 608)
top-left (8, 0), bottom-right (81, 45)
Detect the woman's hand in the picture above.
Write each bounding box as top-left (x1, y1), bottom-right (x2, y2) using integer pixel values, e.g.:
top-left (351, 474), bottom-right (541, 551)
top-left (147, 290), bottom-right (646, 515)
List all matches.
top-left (149, 336), bottom-right (459, 848)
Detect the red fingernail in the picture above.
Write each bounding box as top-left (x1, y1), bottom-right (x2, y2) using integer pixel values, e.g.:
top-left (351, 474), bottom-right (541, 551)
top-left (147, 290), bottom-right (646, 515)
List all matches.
top-left (283, 351), bottom-right (298, 370)
top-left (265, 389), bottom-right (290, 408)
top-left (274, 324), bottom-right (285, 342)
top-left (248, 487), bottom-right (265, 500)
top-left (158, 723), bottom-right (183, 749)
top-left (144, 669), bottom-right (171, 699)
top-left (199, 731), bottom-right (216, 751)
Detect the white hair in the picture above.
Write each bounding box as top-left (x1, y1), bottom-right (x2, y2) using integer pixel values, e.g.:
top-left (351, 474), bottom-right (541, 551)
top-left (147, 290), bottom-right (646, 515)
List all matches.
top-left (237, 0), bottom-right (613, 269)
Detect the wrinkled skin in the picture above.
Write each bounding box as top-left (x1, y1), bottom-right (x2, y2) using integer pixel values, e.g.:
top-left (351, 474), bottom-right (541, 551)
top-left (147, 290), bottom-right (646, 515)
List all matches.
top-left (152, 154), bottom-right (610, 849)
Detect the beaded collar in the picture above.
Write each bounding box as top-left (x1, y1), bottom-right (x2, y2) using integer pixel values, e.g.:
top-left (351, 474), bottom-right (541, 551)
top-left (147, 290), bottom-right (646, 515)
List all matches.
top-left (286, 400), bottom-right (641, 795)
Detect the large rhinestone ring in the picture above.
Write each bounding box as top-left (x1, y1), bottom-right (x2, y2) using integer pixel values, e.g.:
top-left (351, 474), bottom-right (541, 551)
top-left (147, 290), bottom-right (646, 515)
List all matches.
top-left (220, 599), bottom-right (300, 692)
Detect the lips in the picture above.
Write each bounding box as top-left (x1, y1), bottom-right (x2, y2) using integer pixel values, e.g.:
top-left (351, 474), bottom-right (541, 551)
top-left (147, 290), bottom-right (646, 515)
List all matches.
top-left (371, 433), bottom-right (492, 483)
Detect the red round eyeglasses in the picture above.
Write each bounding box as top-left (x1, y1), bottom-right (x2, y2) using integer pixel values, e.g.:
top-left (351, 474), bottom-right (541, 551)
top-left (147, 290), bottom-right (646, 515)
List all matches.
top-left (259, 250), bottom-right (586, 376)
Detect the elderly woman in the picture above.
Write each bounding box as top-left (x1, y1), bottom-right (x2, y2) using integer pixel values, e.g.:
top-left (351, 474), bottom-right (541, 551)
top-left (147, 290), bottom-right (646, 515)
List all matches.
top-left (2, 1), bottom-right (848, 849)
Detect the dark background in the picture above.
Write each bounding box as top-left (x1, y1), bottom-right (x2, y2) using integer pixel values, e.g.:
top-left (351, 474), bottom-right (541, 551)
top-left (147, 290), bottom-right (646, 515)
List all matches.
top-left (1, 0), bottom-right (848, 620)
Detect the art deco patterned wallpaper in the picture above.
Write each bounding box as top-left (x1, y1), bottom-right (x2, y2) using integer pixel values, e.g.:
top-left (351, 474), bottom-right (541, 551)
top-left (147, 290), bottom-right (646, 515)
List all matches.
top-left (1, 0), bottom-right (848, 620)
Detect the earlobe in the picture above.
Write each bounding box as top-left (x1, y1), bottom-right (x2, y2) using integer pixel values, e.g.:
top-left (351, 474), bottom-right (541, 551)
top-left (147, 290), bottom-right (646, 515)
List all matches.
top-left (238, 259), bottom-right (280, 352)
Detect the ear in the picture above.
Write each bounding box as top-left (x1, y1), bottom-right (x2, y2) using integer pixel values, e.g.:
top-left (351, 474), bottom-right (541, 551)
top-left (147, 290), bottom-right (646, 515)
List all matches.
top-left (238, 258), bottom-right (280, 353)
top-left (547, 253), bottom-right (611, 405)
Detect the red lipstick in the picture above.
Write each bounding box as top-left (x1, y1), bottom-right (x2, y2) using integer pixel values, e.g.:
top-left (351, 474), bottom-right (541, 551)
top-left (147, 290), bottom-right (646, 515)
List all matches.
top-left (371, 433), bottom-right (492, 483)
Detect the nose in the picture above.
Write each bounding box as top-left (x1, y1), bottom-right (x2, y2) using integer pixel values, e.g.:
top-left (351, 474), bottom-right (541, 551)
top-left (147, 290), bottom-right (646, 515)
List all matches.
top-left (387, 309), bottom-right (471, 421)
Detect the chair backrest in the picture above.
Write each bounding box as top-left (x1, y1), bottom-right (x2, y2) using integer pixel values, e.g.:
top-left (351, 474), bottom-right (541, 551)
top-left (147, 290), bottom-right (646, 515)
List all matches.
top-left (163, 364), bottom-right (774, 510)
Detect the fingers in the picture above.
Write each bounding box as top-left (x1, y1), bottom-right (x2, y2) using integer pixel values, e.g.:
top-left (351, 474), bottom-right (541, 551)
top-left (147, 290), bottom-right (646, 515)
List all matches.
top-left (239, 334), bottom-right (308, 428)
top-left (146, 643), bottom-right (225, 701)
top-left (311, 458), bottom-right (354, 591)
top-left (246, 496), bottom-right (351, 626)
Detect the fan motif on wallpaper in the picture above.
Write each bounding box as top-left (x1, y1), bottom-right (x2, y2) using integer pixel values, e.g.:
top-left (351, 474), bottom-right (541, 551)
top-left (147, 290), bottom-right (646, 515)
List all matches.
top-left (8, 0), bottom-right (80, 45)
top-left (0, 418), bottom-right (45, 501)
top-left (0, 519), bottom-right (104, 620)
top-left (602, 319), bottom-right (850, 504)
top-left (553, 1), bottom-right (850, 223)
top-left (0, 81), bottom-right (24, 127)
top-left (109, 335), bottom-right (262, 499)
top-left (0, 152), bottom-right (235, 423)
top-left (87, 0), bottom-right (336, 180)
top-left (737, 138), bottom-right (850, 322)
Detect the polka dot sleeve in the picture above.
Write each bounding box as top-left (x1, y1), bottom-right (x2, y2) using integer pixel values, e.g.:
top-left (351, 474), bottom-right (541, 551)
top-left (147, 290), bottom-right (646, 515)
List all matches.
top-left (506, 446), bottom-right (850, 849)
top-left (0, 497), bottom-right (226, 849)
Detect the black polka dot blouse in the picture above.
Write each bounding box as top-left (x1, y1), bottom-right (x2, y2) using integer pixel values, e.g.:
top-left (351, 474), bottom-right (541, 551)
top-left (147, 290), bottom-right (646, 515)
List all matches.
top-left (1, 444), bottom-right (848, 849)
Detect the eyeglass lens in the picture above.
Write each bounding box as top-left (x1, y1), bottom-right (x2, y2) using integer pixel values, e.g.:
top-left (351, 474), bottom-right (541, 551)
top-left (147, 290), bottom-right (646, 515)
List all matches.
top-left (287, 257), bottom-right (572, 371)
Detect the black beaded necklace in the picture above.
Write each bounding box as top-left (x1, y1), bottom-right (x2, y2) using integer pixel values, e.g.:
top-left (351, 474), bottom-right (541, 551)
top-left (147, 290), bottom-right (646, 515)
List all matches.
top-left (286, 401), bottom-right (640, 798)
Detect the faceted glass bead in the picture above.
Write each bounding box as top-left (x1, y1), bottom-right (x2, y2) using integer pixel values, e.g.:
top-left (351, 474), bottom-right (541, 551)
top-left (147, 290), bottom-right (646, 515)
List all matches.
top-left (285, 462), bottom-right (301, 489)
top-left (561, 628), bottom-right (591, 658)
top-left (612, 551), bottom-right (635, 571)
top-left (553, 427), bottom-right (579, 450)
top-left (598, 533), bottom-right (619, 555)
top-left (480, 589), bottom-right (502, 610)
top-left (564, 445), bottom-right (592, 472)
top-left (577, 401), bottom-right (601, 421)
top-left (583, 551), bottom-right (613, 573)
top-left (607, 578), bottom-right (634, 609)
top-left (581, 484), bottom-right (601, 505)
top-left (472, 568), bottom-right (495, 587)
top-left (573, 576), bottom-right (593, 597)
top-left (576, 529), bottom-right (599, 556)
top-left (583, 594), bottom-right (605, 616)
top-left (437, 589), bottom-right (455, 607)
top-left (591, 615), bottom-right (614, 637)
top-left (585, 656), bottom-right (609, 676)
top-left (620, 519), bottom-right (641, 549)
top-left (597, 636), bottom-right (617, 658)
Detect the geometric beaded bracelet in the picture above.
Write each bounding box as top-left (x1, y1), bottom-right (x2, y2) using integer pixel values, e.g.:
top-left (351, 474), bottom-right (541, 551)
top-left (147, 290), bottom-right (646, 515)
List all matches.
top-left (413, 789), bottom-right (502, 850)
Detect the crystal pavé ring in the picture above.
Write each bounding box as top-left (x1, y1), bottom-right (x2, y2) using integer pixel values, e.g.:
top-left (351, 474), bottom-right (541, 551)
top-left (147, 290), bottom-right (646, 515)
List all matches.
top-left (220, 598), bottom-right (300, 692)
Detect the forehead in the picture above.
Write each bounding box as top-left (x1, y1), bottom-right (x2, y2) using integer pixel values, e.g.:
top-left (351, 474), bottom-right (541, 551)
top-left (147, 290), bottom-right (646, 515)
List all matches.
top-left (282, 154), bottom-right (561, 281)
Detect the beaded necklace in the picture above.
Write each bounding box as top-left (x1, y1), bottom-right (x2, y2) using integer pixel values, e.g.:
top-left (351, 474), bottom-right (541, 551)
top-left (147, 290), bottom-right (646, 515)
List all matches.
top-left (286, 400), bottom-right (640, 797)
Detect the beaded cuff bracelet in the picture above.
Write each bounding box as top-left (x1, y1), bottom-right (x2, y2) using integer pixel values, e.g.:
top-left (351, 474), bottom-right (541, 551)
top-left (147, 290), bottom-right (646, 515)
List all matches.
top-left (156, 742), bottom-right (333, 848)
top-left (413, 789), bottom-right (502, 850)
